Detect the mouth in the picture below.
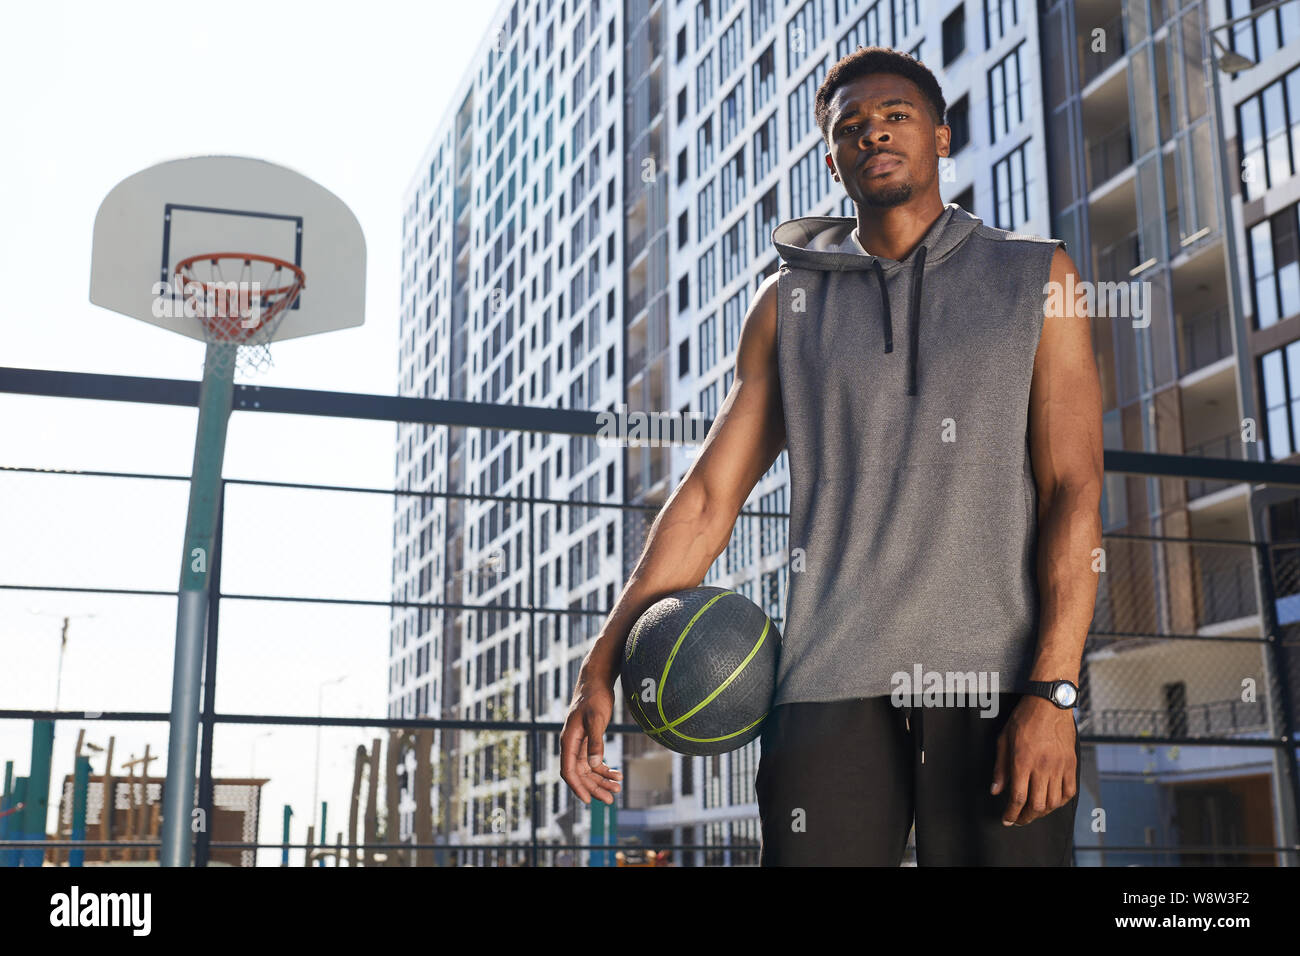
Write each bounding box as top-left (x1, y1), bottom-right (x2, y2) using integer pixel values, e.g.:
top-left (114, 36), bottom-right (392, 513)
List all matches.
top-left (860, 153), bottom-right (902, 176)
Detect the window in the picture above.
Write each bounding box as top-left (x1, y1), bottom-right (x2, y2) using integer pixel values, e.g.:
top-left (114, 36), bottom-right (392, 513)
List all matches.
top-left (786, 0), bottom-right (827, 77)
top-left (837, 3), bottom-right (883, 58)
top-left (677, 147), bottom-right (689, 184)
top-left (1260, 341), bottom-right (1300, 459)
top-left (787, 59), bottom-right (826, 148)
top-left (698, 313), bottom-right (717, 374)
top-left (677, 87), bottom-right (688, 126)
top-left (992, 140), bottom-right (1031, 230)
top-left (697, 182), bottom-right (717, 240)
top-left (723, 288), bottom-right (746, 355)
top-left (720, 82), bottom-right (745, 148)
top-left (893, 0), bottom-right (919, 45)
top-left (942, 6), bottom-right (965, 65)
top-left (675, 26), bottom-right (687, 62)
top-left (947, 95), bottom-right (970, 154)
top-left (987, 43), bottom-right (1025, 144)
top-left (753, 112), bottom-right (778, 181)
top-left (718, 15), bottom-right (743, 84)
top-left (751, 0), bottom-right (775, 39)
top-left (678, 274), bottom-right (690, 313)
top-left (721, 148), bottom-right (746, 216)
top-left (1237, 66), bottom-right (1300, 203)
top-left (679, 338), bottom-right (690, 376)
top-left (1226, 0), bottom-right (1300, 63)
top-left (1248, 204), bottom-right (1300, 329)
top-left (790, 142), bottom-right (829, 217)
top-left (697, 118), bottom-right (715, 176)
top-left (696, 52), bottom-right (715, 111)
top-left (722, 217), bottom-right (748, 284)
top-left (752, 44), bottom-right (776, 114)
top-left (697, 245), bottom-right (718, 306)
top-left (983, 0), bottom-right (1018, 49)
top-left (754, 186), bottom-right (779, 255)
top-left (678, 211), bottom-right (690, 248)
top-left (696, 0), bottom-right (713, 50)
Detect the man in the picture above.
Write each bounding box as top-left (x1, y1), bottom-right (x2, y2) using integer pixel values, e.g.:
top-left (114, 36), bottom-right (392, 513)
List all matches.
top-left (560, 46), bottom-right (1103, 866)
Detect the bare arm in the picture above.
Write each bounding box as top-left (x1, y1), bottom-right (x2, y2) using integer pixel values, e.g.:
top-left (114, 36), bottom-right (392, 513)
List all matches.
top-left (993, 245), bottom-right (1104, 826)
top-left (1026, 246), bottom-right (1104, 687)
top-left (559, 272), bottom-right (787, 803)
top-left (582, 272), bottom-right (787, 687)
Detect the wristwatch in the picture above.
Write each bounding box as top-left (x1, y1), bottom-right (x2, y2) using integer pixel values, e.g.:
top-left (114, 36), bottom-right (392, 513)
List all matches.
top-left (1026, 679), bottom-right (1079, 709)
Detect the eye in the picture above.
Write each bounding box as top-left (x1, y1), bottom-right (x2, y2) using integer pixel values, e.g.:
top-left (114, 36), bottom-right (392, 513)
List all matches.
top-left (889, 111), bottom-right (909, 121)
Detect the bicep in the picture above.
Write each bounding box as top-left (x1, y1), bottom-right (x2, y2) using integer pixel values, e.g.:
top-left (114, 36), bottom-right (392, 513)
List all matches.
top-left (1028, 248), bottom-right (1104, 503)
top-left (684, 275), bottom-right (787, 520)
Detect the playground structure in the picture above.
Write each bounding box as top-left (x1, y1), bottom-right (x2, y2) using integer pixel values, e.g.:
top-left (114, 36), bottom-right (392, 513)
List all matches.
top-left (0, 722), bottom-right (266, 866)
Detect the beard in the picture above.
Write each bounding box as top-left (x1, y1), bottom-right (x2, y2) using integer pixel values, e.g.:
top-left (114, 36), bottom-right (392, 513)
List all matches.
top-left (860, 178), bottom-right (914, 208)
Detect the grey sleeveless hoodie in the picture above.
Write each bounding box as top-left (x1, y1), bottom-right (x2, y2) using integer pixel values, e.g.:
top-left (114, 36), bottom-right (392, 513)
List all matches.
top-left (770, 202), bottom-right (1064, 707)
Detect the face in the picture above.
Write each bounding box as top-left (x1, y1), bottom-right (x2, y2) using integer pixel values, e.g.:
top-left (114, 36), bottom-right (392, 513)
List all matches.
top-left (824, 73), bottom-right (950, 209)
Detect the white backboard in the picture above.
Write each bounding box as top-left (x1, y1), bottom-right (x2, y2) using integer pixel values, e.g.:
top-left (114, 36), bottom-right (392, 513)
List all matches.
top-left (90, 155), bottom-right (366, 342)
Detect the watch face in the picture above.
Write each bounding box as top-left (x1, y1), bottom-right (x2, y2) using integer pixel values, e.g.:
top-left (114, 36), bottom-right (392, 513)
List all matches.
top-left (1053, 683), bottom-right (1078, 707)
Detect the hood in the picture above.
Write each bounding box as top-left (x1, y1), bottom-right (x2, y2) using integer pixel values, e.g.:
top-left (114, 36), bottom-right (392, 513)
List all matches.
top-left (770, 202), bottom-right (982, 396)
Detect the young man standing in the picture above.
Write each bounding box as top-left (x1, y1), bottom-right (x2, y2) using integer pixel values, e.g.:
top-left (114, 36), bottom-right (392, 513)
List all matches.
top-left (561, 47), bottom-right (1104, 866)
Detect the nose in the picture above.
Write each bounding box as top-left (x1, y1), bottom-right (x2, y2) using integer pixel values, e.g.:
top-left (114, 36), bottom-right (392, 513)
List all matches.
top-left (858, 123), bottom-right (891, 149)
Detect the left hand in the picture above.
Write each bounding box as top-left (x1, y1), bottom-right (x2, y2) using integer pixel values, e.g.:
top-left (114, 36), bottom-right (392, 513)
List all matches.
top-left (990, 695), bottom-right (1077, 826)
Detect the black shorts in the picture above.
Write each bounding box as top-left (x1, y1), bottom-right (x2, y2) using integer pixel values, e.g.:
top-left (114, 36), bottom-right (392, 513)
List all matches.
top-left (754, 693), bottom-right (1080, 866)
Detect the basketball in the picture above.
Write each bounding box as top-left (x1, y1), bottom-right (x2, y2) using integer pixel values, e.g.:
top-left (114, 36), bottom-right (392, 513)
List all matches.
top-left (620, 586), bottom-right (780, 757)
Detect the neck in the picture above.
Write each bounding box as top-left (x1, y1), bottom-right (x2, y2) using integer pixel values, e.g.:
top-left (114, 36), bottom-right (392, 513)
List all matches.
top-left (854, 193), bottom-right (947, 261)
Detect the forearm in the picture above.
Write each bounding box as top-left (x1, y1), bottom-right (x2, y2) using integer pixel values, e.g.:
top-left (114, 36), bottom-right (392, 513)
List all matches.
top-left (1029, 483), bottom-right (1102, 686)
top-left (581, 478), bottom-right (729, 689)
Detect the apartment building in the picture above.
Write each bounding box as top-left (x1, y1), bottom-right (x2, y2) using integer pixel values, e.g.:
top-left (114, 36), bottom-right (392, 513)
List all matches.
top-left (391, 0), bottom-right (1299, 865)
top-left (1043, 0), bottom-right (1300, 862)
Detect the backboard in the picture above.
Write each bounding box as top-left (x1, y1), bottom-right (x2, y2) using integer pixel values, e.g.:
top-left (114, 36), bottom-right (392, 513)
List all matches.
top-left (90, 155), bottom-right (365, 343)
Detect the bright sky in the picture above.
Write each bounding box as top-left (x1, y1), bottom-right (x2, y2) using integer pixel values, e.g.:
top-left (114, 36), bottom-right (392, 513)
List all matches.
top-left (0, 0), bottom-right (499, 864)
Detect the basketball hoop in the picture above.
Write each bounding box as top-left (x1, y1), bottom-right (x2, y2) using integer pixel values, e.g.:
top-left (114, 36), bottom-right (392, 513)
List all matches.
top-left (174, 252), bottom-right (306, 375)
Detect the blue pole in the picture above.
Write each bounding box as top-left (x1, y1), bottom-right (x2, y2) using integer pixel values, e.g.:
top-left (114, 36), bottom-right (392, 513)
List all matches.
top-left (281, 805), bottom-right (293, 867)
top-left (22, 721), bottom-right (54, 867)
top-left (70, 755), bottom-right (91, 867)
top-left (3, 778), bottom-right (28, 868)
top-left (319, 802), bottom-right (328, 867)
top-left (161, 345), bottom-right (236, 867)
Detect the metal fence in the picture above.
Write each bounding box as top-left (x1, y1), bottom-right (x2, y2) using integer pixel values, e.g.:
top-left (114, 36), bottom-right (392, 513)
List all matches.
top-left (1, 367), bottom-right (1298, 866)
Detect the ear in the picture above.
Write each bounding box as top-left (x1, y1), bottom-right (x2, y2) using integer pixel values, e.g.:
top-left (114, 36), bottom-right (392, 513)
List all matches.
top-left (825, 152), bottom-right (839, 182)
top-left (934, 122), bottom-right (952, 158)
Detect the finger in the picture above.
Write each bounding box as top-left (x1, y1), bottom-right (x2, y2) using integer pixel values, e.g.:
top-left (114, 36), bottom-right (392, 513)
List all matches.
top-left (1016, 769), bottom-right (1049, 825)
top-left (584, 713), bottom-right (606, 769)
top-left (1002, 760), bottom-right (1030, 825)
top-left (990, 731), bottom-right (1008, 796)
top-left (1046, 771), bottom-right (1063, 814)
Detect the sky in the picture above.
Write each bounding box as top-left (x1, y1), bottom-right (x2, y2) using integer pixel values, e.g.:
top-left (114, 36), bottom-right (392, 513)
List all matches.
top-left (0, 0), bottom-right (500, 863)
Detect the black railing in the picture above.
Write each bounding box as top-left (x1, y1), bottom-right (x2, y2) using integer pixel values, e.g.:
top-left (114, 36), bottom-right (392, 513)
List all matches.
top-left (2, 366), bottom-right (1299, 866)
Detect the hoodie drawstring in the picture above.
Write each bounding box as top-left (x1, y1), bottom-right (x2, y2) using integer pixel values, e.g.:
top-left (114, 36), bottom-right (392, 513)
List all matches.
top-left (869, 257), bottom-right (893, 353)
top-left (906, 246), bottom-right (927, 397)
top-left (868, 245), bottom-right (927, 396)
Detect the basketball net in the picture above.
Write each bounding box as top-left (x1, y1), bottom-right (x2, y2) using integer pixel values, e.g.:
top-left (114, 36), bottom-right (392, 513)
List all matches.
top-left (174, 253), bottom-right (306, 377)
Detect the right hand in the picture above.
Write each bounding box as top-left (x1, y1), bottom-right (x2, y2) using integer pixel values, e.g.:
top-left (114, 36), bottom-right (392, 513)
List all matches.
top-left (559, 666), bottom-right (624, 806)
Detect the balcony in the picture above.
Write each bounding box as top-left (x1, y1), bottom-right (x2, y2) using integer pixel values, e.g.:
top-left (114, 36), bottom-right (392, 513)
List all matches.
top-left (1185, 431), bottom-right (1248, 499)
top-left (1087, 125), bottom-right (1133, 191)
top-left (1178, 306), bottom-right (1232, 375)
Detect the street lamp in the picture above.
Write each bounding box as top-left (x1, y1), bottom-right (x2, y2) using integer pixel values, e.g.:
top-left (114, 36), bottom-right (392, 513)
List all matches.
top-left (27, 609), bottom-right (97, 712)
top-left (312, 675), bottom-right (348, 836)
